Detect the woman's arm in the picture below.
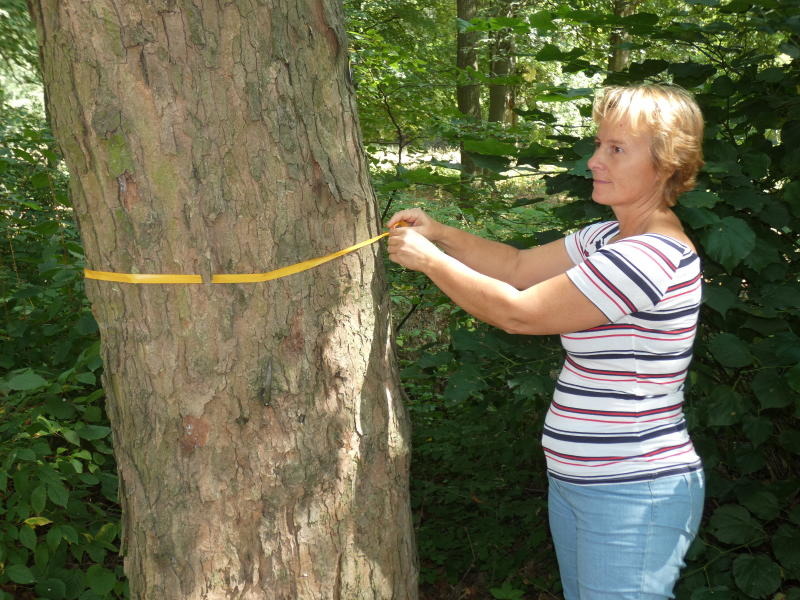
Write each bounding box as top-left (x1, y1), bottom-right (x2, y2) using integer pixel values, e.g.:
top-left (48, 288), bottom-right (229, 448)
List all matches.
top-left (387, 208), bottom-right (575, 289)
top-left (387, 227), bottom-right (607, 335)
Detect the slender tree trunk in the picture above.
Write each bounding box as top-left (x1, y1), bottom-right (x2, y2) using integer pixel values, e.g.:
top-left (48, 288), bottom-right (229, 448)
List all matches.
top-left (456, 0), bottom-right (481, 200)
top-left (27, 1), bottom-right (417, 598)
top-left (488, 1), bottom-right (515, 124)
top-left (456, 0), bottom-right (481, 121)
top-left (608, 0), bottom-right (637, 72)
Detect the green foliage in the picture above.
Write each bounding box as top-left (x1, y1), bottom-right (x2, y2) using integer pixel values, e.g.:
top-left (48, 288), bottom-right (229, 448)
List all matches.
top-left (372, 1), bottom-right (800, 598)
top-left (3, 1), bottom-right (799, 599)
top-left (0, 0), bottom-right (39, 81)
top-left (1, 106), bottom-right (124, 598)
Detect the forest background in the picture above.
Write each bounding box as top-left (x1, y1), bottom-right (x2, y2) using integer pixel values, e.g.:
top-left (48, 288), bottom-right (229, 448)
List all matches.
top-left (1, 0), bottom-right (799, 599)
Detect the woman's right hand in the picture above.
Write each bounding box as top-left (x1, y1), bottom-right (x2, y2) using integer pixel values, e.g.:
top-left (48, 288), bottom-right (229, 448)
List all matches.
top-left (387, 208), bottom-right (445, 243)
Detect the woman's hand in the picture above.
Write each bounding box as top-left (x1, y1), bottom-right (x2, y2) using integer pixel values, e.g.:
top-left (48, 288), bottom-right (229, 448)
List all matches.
top-left (386, 208), bottom-right (445, 243)
top-left (387, 226), bottom-right (442, 272)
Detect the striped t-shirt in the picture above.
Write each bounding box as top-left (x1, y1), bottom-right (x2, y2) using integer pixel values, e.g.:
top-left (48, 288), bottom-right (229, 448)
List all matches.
top-left (542, 221), bottom-right (703, 484)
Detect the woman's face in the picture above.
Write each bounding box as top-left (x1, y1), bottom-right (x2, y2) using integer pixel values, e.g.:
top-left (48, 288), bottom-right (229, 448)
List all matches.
top-left (587, 119), bottom-right (663, 209)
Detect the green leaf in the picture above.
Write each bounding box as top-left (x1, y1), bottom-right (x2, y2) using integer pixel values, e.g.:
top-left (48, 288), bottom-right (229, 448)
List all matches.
top-left (95, 522), bottom-right (119, 544)
top-left (533, 87), bottom-right (593, 102)
top-left (44, 397), bottom-right (77, 419)
top-left (58, 524), bottom-right (79, 544)
top-left (463, 139), bottom-right (517, 156)
top-left (741, 153), bottom-right (770, 179)
top-left (710, 74), bottom-right (736, 96)
top-left (620, 12), bottom-right (659, 28)
top-left (703, 284), bottom-right (737, 317)
top-left (75, 372), bottom-right (96, 385)
top-left (667, 62), bottom-right (716, 88)
top-left (76, 425), bottom-right (111, 441)
top-left (528, 11), bottom-right (555, 31)
top-left (706, 386), bottom-right (748, 426)
top-left (708, 333), bottom-right (752, 368)
top-left (708, 504), bottom-right (762, 544)
top-left (46, 526), bottom-right (62, 551)
top-left (743, 237), bottom-right (782, 272)
top-left (24, 516), bottom-right (53, 528)
top-left (779, 428), bottom-right (800, 455)
top-left (774, 525), bottom-right (800, 578)
top-left (5, 564), bottom-right (35, 584)
top-left (751, 369), bottom-right (792, 409)
top-left (490, 581), bottom-right (525, 599)
top-left (675, 206), bottom-right (719, 229)
top-left (47, 482), bottom-right (69, 508)
top-left (16, 448), bottom-right (36, 461)
top-left (732, 554), bottom-right (781, 598)
top-left (85, 565), bottom-right (117, 595)
top-left (742, 416), bottom-right (772, 447)
top-left (788, 363), bottom-right (800, 393)
top-left (784, 180), bottom-right (800, 217)
top-left (62, 428), bottom-right (81, 445)
top-left (760, 283), bottom-right (800, 311)
top-left (19, 524), bottom-right (37, 550)
top-left (535, 44), bottom-right (563, 61)
top-left (443, 364), bottom-right (487, 404)
top-left (417, 352), bottom-right (453, 369)
top-left (737, 485), bottom-right (780, 521)
top-left (681, 190), bottom-right (720, 209)
top-left (34, 543), bottom-right (49, 569)
top-left (35, 577), bottom-right (67, 600)
top-left (7, 369), bottom-right (49, 391)
top-left (702, 216), bottom-right (756, 272)
top-left (31, 484), bottom-right (47, 513)
top-left (469, 153), bottom-right (510, 173)
top-left (628, 59), bottom-right (669, 79)
top-left (73, 314), bottom-right (98, 335)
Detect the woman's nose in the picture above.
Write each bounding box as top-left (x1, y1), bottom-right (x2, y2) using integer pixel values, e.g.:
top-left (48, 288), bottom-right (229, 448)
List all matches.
top-left (587, 149), bottom-right (600, 172)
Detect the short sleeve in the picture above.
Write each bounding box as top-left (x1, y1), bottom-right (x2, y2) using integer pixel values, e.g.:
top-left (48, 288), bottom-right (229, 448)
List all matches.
top-left (566, 236), bottom-right (679, 322)
top-left (564, 221), bottom-right (620, 265)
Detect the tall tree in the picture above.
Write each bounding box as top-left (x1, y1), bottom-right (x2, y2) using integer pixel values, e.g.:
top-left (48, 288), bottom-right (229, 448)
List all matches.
top-left (608, 0), bottom-right (638, 72)
top-left (487, 0), bottom-right (516, 124)
top-left (456, 0), bottom-right (482, 196)
top-left (26, 2), bottom-right (417, 598)
top-left (456, 0), bottom-right (482, 121)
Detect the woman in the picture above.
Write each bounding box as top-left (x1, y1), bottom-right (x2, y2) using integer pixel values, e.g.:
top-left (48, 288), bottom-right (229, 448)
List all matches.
top-left (387, 84), bottom-right (705, 599)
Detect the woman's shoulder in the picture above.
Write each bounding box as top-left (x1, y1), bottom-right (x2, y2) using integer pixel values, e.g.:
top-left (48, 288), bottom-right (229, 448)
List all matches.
top-left (616, 232), bottom-right (697, 257)
top-left (607, 233), bottom-right (699, 278)
top-left (568, 221), bottom-right (620, 259)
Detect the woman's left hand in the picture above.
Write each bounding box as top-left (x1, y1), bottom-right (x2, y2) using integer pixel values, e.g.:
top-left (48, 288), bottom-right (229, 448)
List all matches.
top-left (387, 226), bottom-right (441, 272)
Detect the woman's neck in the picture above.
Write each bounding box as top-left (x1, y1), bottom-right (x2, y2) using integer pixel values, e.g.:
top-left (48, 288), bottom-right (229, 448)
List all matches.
top-left (612, 204), bottom-right (682, 241)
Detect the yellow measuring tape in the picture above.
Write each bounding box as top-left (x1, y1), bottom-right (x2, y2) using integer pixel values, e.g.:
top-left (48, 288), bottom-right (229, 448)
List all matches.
top-left (84, 223), bottom-right (404, 285)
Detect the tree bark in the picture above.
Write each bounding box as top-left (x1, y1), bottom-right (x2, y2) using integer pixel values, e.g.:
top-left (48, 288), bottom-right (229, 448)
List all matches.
top-left (456, 0), bottom-right (481, 199)
top-left (27, 1), bottom-right (417, 598)
top-left (487, 1), bottom-right (515, 124)
top-left (456, 0), bottom-right (481, 121)
top-left (608, 0), bottom-right (637, 72)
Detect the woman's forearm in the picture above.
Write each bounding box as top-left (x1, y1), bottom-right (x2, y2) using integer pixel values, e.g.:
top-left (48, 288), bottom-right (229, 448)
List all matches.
top-left (433, 224), bottom-right (523, 285)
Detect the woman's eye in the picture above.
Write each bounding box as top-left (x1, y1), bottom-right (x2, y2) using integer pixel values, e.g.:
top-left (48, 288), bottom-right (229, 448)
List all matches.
top-left (612, 145), bottom-right (623, 153)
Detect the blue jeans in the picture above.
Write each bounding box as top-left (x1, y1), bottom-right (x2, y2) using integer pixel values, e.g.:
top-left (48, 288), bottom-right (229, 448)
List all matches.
top-left (548, 470), bottom-right (704, 600)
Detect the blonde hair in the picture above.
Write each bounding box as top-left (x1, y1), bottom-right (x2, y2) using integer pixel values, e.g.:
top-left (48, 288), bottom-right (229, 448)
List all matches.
top-left (592, 84), bottom-right (705, 207)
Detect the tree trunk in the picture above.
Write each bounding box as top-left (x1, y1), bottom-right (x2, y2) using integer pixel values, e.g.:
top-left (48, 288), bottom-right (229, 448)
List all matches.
top-left (456, 0), bottom-right (481, 121)
top-left (608, 0), bottom-right (637, 72)
top-left (456, 0), bottom-right (481, 200)
top-left (487, 1), bottom-right (515, 124)
top-left (27, 2), bottom-right (417, 599)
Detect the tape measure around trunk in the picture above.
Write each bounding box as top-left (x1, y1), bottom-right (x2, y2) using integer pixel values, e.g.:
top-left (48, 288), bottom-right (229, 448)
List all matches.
top-left (83, 223), bottom-right (405, 285)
